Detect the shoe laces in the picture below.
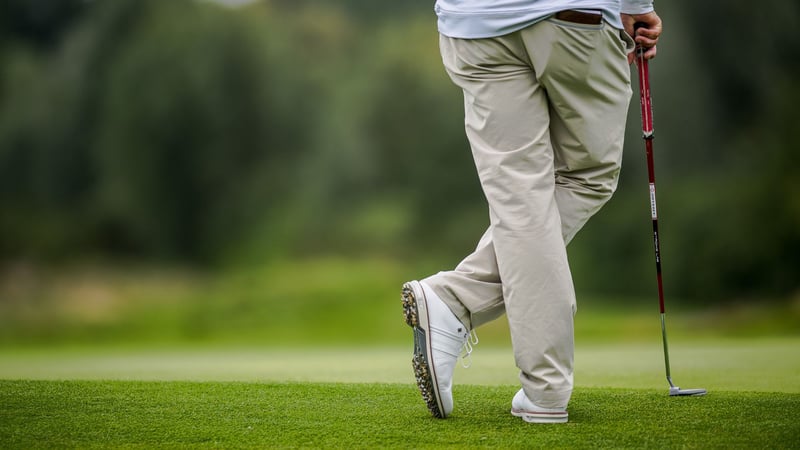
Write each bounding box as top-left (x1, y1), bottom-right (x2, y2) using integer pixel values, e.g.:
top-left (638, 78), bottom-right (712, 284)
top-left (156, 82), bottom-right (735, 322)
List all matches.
top-left (460, 330), bottom-right (479, 369)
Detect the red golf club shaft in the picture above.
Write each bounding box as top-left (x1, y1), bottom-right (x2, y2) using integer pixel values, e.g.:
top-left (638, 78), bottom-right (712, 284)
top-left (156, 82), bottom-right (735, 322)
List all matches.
top-left (636, 35), bottom-right (676, 386)
top-left (635, 25), bottom-right (706, 396)
top-left (637, 53), bottom-right (666, 316)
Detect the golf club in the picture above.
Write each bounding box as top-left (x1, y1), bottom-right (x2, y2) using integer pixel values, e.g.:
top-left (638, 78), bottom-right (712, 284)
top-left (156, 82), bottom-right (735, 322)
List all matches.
top-left (635, 25), bottom-right (706, 397)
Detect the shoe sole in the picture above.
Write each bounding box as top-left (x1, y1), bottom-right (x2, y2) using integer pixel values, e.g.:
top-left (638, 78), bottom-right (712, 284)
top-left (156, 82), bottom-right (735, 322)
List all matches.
top-left (511, 408), bottom-right (568, 424)
top-left (402, 281), bottom-right (445, 419)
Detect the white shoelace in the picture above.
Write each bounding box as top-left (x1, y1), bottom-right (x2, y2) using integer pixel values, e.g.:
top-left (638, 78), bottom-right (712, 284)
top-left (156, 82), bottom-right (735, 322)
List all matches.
top-left (460, 330), bottom-right (479, 368)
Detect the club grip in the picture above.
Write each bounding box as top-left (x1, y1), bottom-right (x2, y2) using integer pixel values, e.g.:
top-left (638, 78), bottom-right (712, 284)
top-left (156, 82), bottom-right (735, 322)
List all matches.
top-left (633, 22), bottom-right (647, 56)
top-left (635, 23), bottom-right (654, 138)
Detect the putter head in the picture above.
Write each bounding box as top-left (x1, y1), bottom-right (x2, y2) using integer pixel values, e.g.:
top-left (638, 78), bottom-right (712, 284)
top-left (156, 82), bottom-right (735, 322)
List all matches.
top-left (669, 386), bottom-right (707, 396)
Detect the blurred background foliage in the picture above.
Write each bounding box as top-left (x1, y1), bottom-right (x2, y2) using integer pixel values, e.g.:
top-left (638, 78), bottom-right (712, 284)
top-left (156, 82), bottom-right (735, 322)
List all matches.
top-left (0, 0), bottom-right (798, 345)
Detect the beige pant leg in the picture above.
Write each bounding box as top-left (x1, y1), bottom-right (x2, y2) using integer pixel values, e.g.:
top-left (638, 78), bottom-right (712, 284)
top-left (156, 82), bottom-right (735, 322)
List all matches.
top-left (425, 19), bottom-right (632, 408)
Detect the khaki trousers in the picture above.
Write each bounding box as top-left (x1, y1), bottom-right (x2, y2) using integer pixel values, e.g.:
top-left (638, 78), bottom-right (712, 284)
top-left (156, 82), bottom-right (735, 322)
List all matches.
top-left (425, 18), bottom-right (634, 408)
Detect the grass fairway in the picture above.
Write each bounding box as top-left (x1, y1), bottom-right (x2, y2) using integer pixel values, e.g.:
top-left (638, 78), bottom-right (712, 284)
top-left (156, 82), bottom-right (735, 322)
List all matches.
top-left (1, 339), bottom-right (798, 392)
top-left (1, 380), bottom-right (798, 448)
top-left (1, 339), bottom-right (799, 448)
top-left (1, 258), bottom-right (798, 448)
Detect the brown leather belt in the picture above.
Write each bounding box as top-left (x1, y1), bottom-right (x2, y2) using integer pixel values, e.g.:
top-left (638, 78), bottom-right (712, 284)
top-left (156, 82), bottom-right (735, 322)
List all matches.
top-left (554, 10), bottom-right (603, 25)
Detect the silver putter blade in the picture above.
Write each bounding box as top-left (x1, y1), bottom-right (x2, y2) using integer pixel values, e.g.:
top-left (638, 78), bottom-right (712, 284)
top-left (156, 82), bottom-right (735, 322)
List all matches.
top-left (669, 386), bottom-right (707, 396)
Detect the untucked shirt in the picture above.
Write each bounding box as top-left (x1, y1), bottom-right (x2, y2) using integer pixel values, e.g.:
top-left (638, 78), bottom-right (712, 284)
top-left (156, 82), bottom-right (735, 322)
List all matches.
top-left (435, 0), bottom-right (655, 38)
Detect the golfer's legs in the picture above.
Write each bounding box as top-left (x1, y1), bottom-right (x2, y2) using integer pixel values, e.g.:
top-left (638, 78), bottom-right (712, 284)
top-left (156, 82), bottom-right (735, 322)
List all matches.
top-left (426, 21), bottom-right (632, 408)
top-left (434, 32), bottom-right (576, 408)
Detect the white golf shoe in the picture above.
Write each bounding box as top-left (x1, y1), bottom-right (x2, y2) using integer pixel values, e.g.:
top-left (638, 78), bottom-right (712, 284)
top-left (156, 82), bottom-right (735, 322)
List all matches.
top-left (510, 388), bottom-right (568, 423)
top-left (401, 280), bottom-right (475, 418)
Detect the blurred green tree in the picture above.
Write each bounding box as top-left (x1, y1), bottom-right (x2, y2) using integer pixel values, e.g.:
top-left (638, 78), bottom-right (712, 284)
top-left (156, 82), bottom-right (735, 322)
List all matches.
top-left (0, 0), bottom-right (797, 304)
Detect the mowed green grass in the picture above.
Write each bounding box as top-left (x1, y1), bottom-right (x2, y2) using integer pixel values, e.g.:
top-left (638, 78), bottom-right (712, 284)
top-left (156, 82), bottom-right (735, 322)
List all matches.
top-left (1, 339), bottom-right (799, 448)
top-left (2, 260), bottom-right (799, 447)
top-left (1, 380), bottom-right (798, 448)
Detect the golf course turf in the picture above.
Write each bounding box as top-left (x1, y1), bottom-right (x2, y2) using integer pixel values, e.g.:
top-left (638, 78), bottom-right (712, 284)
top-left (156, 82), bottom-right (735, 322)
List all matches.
top-left (1, 380), bottom-right (798, 448)
top-left (1, 268), bottom-right (797, 449)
